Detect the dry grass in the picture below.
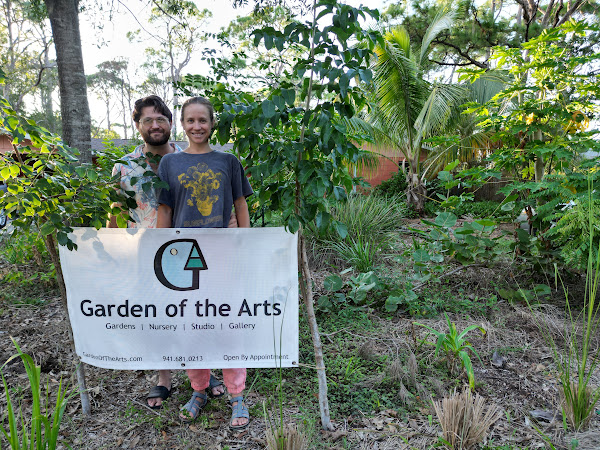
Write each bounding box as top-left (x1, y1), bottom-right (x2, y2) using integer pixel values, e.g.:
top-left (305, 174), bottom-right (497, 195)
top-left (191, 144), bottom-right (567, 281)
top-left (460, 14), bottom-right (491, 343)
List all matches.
top-left (265, 423), bottom-right (309, 450)
top-left (433, 386), bottom-right (501, 449)
top-left (408, 351), bottom-right (418, 387)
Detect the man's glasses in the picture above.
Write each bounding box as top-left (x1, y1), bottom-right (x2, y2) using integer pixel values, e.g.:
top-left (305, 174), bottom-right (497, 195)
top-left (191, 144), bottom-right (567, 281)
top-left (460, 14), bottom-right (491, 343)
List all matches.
top-left (140, 117), bottom-right (169, 125)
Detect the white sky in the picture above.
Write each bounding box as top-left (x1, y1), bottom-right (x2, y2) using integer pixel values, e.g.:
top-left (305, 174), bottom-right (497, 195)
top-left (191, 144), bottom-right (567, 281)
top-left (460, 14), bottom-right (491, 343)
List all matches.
top-left (77, 0), bottom-right (387, 135)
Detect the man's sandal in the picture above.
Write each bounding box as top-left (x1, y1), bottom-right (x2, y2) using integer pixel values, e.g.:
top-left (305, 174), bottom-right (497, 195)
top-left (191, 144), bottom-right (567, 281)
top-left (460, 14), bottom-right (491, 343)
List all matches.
top-left (229, 396), bottom-right (250, 430)
top-left (180, 392), bottom-right (208, 423)
top-left (207, 374), bottom-right (225, 398)
top-left (146, 385), bottom-right (171, 410)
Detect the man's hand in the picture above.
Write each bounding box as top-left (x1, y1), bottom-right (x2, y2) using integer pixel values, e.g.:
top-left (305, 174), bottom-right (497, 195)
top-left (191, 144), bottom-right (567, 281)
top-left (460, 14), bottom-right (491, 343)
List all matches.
top-left (228, 211), bottom-right (238, 228)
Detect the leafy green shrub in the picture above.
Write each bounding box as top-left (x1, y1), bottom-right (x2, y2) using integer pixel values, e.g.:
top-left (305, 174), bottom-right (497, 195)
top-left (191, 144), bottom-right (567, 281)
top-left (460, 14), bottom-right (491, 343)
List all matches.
top-left (0, 230), bottom-right (49, 265)
top-left (372, 169), bottom-right (407, 197)
top-left (317, 269), bottom-right (384, 312)
top-left (424, 200), bottom-right (516, 221)
top-left (94, 139), bottom-right (139, 174)
top-left (545, 199), bottom-right (600, 271)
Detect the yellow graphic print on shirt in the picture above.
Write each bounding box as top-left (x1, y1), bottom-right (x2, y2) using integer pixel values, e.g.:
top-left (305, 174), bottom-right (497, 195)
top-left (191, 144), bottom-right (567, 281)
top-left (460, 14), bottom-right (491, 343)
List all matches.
top-left (177, 162), bottom-right (222, 216)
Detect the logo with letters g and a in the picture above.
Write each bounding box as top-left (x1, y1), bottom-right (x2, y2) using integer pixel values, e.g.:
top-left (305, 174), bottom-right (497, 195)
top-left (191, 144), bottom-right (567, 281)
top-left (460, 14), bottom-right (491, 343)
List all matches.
top-left (154, 239), bottom-right (207, 291)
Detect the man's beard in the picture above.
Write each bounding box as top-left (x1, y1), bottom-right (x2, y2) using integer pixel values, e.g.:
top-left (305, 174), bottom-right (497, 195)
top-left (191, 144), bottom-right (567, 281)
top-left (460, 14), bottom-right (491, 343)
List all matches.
top-left (142, 129), bottom-right (170, 146)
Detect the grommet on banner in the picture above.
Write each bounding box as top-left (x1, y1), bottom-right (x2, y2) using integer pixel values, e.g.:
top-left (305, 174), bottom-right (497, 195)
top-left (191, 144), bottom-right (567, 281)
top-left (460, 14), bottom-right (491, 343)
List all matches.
top-left (176, 230), bottom-right (180, 234)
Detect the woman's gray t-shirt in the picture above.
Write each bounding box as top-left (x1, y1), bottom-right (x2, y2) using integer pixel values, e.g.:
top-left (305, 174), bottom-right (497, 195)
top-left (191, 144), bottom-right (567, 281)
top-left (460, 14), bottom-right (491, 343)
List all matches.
top-left (157, 150), bottom-right (253, 228)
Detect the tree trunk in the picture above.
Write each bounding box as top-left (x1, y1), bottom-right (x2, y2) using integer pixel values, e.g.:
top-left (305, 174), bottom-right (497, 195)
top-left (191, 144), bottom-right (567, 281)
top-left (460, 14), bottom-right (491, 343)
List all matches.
top-left (298, 233), bottom-right (334, 430)
top-left (45, 0), bottom-right (92, 163)
top-left (294, 0), bottom-right (333, 430)
top-left (406, 159), bottom-right (426, 214)
top-left (43, 233), bottom-right (92, 415)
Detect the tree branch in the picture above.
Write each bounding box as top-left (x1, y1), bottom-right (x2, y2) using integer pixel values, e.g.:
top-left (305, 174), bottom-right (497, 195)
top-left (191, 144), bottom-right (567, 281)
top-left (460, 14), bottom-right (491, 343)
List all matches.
top-left (556, 0), bottom-right (584, 26)
top-left (432, 39), bottom-right (488, 69)
top-left (430, 59), bottom-right (480, 67)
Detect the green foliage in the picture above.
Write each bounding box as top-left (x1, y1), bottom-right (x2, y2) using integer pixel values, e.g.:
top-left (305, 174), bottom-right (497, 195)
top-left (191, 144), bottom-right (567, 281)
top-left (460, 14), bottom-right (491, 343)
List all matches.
top-left (181, 0), bottom-right (381, 236)
top-left (94, 139), bottom-right (138, 174)
top-left (497, 284), bottom-right (551, 304)
top-left (415, 314), bottom-right (485, 389)
top-left (545, 198), bottom-right (600, 271)
top-left (531, 192), bottom-right (600, 430)
top-left (372, 169), bottom-right (408, 198)
top-left (503, 170), bottom-right (600, 274)
top-left (0, 71), bottom-right (136, 249)
top-left (318, 269), bottom-right (384, 312)
top-left (0, 231), bottom-right (48, 265)
top-left (424, 200), bottom-right (516, 222)
top-left (461, 21), bottom-right (600, 272)
top-left (414, 163), bottom-right (506, 269)
top-left (0, 338), bottom-right (75, 449)
top-left (306, 193), bottom-right (406, 268)
top-left (326, 235), bottom-right (379, 272)
top-left (0, 230), bottom-right (57, 306)
top-left (410, 211), bottom-right (505, 272)
top-left (388, 161), bottom-right (510, 315)
top-left (387, 286), bottom-right (499, 318)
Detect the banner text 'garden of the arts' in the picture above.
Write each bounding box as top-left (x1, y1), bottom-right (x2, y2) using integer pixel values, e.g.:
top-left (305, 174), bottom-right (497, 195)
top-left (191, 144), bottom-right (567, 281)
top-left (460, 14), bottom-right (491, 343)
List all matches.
top-left (59, 227), bottom-right (299, 370)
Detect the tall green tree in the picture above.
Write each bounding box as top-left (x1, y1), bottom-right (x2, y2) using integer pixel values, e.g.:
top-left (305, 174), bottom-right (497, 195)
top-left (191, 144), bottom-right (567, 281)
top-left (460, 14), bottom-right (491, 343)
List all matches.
top-left (358, 11), bottom-right (466, 212)
top-left (385, 0), bottom-right (600, 71)
top-left (87, 59), bottom-right (134, 138)
top-left (0, 0), bottom-right (55, 112)
top-left (129, 0), bottom-right (211, 139)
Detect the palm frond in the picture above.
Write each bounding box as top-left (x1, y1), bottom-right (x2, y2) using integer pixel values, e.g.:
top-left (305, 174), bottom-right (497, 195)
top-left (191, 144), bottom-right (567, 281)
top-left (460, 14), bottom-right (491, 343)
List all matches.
top-left (414, 82), bottom-right (467, 143)
top-left (419, 10), bottom-right (455, 66)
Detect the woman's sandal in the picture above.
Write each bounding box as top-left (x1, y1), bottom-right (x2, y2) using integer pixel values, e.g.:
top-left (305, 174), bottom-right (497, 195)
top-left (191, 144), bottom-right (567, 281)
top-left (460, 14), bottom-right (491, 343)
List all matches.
top-left (206, 374), bottom-right (225, 398)
top-left (180, 391), bottom-right (208, 423)
top-left (229, 396), bottom-right (250, 430)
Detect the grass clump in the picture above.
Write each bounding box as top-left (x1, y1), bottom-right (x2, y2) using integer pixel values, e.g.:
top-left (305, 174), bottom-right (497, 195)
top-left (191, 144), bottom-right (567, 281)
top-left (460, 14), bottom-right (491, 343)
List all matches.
top-left (1, 338), bottom-right (75, 450)
top-left (531, 189), bottom-right (600, 430)
top-left (305, 193), bottom-right (407, 268)
top-left (433, 386), bottom-right (501, 449)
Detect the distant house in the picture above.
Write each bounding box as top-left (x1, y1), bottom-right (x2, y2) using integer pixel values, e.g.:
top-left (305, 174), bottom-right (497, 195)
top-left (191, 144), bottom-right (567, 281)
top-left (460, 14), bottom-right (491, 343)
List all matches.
top-left (357, 143), bottom-right (428, 188)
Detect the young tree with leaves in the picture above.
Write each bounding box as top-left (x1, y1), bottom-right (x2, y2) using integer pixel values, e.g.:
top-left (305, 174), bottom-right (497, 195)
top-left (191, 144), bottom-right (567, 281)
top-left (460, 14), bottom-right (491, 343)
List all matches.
top-left (0, 69), bottom-right (136, 414)
top-left (180, 0), bottom-right (381, 430)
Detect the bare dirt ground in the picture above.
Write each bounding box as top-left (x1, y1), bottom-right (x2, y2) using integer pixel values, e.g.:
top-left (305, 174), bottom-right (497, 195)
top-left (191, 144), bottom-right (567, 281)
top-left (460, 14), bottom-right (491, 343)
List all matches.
top-left (1, 224), bottom-right (600, 449)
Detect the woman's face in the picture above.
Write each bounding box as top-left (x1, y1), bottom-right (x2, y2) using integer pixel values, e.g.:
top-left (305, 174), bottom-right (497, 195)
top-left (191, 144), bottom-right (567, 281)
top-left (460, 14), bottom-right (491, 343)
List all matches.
top-left (181, 104), bottom-right (213, 145)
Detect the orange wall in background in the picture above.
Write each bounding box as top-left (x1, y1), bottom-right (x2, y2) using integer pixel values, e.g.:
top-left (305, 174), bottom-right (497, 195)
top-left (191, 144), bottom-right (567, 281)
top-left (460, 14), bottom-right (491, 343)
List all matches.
top-left (0, 135), bottom-right (14, 153)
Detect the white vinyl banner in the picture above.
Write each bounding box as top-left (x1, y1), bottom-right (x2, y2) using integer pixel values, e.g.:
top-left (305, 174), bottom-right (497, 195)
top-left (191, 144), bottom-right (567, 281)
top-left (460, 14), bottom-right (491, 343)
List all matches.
top-left (59, 228), bottom-right (299, 370)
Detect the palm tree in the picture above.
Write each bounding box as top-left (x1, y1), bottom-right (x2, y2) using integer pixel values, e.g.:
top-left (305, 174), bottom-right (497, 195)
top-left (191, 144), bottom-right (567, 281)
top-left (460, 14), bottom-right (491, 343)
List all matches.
top-left (355, 11), bottom-right (466, 212)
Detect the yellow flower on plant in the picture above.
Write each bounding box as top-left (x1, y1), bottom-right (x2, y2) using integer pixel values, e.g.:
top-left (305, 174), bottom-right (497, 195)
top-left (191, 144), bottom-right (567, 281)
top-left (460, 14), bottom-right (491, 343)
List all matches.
top-left (525, 113), bottom-right (536, 125)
